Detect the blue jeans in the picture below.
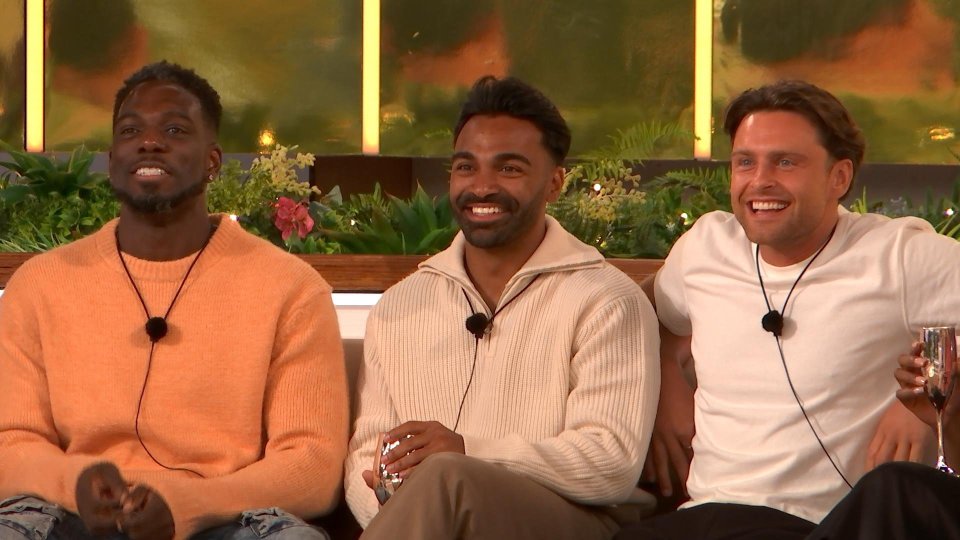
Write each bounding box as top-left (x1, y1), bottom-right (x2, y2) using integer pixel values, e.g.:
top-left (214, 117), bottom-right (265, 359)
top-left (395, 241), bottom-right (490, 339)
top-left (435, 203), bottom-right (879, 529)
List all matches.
top-left (0, 496), bottom-right (328, 540)
top-left (192, 508), bottom-right (329, 540)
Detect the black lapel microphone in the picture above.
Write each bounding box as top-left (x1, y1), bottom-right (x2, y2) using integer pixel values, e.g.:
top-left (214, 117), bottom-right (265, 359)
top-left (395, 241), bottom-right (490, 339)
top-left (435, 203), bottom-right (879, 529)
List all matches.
top-left (761, 310), bottom-right (784, 337)
top-left (756, 225), bottom-right (835, 340)
top-left (145, 316), bottom-right (169, 342)
top-left (465, 313), bottom-right (490, 340)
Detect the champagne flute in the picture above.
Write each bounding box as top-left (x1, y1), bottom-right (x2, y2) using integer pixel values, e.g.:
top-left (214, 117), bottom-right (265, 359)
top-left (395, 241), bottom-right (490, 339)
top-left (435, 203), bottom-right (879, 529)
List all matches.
top-left (372, 433), bottom-right (406, 505)
top-left (922, 326), bottom-right (958, 476)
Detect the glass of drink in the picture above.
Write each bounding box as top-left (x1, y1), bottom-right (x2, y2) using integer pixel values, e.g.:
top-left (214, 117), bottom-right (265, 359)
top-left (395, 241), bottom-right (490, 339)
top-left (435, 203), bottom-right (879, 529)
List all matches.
top-left (922, 326), bottom-right (958, 476)
top-left (372, 433), bottom-right (405, 504)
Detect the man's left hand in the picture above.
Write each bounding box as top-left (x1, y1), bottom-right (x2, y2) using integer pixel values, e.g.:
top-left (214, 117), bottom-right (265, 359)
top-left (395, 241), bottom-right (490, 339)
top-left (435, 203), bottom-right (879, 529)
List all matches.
top-left (865, 399), bottom-right (935, 470)
top-left (381, 421), bottom-right (464, 478)
top-left (118, 485), bottom-right (175, 540)
top-left (75, 462), bottom-right (127, 537)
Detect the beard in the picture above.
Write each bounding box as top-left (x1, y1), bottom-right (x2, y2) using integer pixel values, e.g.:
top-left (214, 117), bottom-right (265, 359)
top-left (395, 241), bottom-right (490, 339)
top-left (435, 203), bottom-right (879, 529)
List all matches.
top-left (111, 176), bottom-right (206, 215)
top-left (453, 191), bottom-right (541, 249)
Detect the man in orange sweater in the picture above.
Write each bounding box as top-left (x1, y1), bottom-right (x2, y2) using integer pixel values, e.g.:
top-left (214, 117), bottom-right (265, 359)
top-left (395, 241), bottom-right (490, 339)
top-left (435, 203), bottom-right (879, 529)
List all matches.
top-left (0, 62), bottom-right (348, 539)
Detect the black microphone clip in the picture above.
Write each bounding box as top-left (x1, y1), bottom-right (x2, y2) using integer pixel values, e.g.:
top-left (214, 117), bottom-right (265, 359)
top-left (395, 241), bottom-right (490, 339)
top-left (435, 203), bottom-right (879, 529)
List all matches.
top-left (145, 316), bottom-right (168, 342)
top-left (465, 313), bottom-right (490, 340)
top-left (761, 310), bottom-right (784, 337)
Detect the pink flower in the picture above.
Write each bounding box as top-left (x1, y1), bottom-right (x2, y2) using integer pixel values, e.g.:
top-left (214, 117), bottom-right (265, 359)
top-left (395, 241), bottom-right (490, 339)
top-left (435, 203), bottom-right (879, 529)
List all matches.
top-left (273, 197), bottom-right (315, 241)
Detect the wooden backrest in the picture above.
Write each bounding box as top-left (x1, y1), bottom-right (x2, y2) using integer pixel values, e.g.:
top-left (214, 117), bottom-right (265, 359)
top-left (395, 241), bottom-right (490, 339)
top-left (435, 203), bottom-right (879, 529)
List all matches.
top-left (0, 253), bottom-right (663, 292)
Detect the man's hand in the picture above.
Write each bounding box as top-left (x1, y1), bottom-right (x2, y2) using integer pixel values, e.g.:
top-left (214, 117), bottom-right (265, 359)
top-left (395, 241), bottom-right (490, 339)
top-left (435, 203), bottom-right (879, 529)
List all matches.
top-left (895, 341), bottom-right (959, 428)
top-left (118, 485), bottom-right (175, 540)
top-left (896, 339), bottom-right (959, 466)
top-left (642, 332), bottom-right (695, 498)
top-left (865, 398), bottom-right (935, 470)
top-left (381, 421), bottom-right (465, 478)
top-left (76, 462), bottom-right (127, 536)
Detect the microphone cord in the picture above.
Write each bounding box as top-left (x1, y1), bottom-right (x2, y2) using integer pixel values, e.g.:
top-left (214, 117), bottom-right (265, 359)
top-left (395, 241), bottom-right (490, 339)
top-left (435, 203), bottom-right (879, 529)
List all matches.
top-left (134, 342), bottom-right (204, 477)
top-left (755, 226), bottom-right (850, 489)
top-left (454, 275), bottom-right (540, 431)
top-left (771, 334), bottom-right (852, 489)
top-left (755, 225), bottom-right (834, 336)
top-left (453, 336), bottom-right (480, 434)
top-left (117, 224), bottom-right (214, 477)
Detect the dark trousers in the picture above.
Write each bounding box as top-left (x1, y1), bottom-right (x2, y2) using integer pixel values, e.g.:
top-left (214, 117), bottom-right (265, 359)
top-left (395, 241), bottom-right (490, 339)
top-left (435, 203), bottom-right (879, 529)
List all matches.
top-left (614, 502), bottom-right (815, 540)
top-left (616, 462), bottom-right (960, 540)
top-left (809, 461), bottom-right (960, 540)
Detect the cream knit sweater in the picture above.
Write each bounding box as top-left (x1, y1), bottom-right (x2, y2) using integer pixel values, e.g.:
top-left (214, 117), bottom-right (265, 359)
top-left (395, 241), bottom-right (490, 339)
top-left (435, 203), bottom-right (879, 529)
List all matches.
top-left (345, 216), bottom-right (660, 527)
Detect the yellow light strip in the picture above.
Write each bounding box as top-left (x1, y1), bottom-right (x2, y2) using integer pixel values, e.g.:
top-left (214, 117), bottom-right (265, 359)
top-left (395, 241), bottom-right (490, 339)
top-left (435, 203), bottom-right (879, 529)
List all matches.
top-left (693, 0), bottom-right (713, 159)
top-left (361, 0), bottom-right (380, 155)
top-left (25, 0), bottom-right (44, 152)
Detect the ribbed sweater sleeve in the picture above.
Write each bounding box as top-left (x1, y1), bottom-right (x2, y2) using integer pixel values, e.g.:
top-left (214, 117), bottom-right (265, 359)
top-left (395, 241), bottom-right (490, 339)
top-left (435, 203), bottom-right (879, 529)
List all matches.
top-left (461, 292), bottom-right (659, 504)
top-left (343, 321), bottom-right (402, 527)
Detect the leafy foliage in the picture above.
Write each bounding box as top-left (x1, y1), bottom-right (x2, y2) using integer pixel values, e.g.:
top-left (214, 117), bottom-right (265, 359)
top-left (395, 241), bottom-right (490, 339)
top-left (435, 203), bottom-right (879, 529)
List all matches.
top-left (574, 122), bottom-right (691, 184)
top-left (207, 144), bottom-right (341, 254)
top-left (0, 141), bottom-right (119, 251)
top-left (206, 151), bottom-right (458, 255)
top-left (321, 184), bottom-right (458, 254)
top-left (849, 181), bottom-right (960, 240)
top-left (549, 122), bottom-right (730, 258)
top-left (618, 168), bottom-right (731, 257)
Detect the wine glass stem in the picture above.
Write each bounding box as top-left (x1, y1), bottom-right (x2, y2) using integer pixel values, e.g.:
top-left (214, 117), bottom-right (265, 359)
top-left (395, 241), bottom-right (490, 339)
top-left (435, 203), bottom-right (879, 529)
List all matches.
top-left (937, 410), bottom-right (946, 463)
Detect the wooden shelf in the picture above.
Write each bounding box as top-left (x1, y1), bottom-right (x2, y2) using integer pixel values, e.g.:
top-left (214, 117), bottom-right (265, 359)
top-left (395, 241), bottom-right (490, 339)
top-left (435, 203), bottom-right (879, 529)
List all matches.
top-left (0, 252), bottom-right (662, 292)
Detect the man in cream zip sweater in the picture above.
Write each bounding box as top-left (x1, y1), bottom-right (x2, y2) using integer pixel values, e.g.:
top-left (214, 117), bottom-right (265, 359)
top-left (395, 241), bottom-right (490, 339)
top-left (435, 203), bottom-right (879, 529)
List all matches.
top-left (345, 76), bottom-right (660, 539)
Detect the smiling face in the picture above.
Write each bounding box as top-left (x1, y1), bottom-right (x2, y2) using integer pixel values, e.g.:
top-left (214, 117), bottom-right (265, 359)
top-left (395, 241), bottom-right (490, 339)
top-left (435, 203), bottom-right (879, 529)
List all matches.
top-left (450, 114), bottom-right (563, 253)
top-left (109, 80), bottom-right (221, 216)
top-left (730, 110), bottom-right (852, 266)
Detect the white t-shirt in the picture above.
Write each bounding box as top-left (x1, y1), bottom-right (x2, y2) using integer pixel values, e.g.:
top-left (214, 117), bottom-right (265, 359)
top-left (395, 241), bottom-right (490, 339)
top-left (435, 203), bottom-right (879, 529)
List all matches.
top-left (655, 207), bottom-right (960, 523)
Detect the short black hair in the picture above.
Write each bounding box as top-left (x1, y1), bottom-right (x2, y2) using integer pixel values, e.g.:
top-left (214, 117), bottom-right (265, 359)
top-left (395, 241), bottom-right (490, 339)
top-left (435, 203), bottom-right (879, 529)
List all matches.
top-left (724, 80), bottom-right (865, 197)
top-left (454, 76), bottom-right (571, 165)
top-left (113, 61), bottom-right (222, 132)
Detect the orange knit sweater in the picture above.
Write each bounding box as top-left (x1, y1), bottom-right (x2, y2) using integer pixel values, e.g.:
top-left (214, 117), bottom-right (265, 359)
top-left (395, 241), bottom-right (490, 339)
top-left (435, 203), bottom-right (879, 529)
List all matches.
top-left (0, 217), bottom-right (348, 539)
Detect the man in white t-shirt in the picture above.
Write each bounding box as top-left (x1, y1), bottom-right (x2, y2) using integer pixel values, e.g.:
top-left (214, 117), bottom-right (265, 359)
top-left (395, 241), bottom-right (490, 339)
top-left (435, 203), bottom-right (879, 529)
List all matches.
top-left (616, 80), bottom-right (960, 540)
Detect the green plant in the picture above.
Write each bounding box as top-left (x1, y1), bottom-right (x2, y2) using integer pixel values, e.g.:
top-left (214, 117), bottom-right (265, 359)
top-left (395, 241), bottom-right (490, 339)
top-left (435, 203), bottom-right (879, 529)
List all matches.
top-left (847, 181), bottom-right (960, 240)
top-left (620, 167), bottom-right (731, 257)
top-left (574, 122), bottom-right (692, 183)
top-left (549, 122), bottom-right (730, 258)
top-left (206, 144), bottom-right (341, 253)
top-left (207, 144), bottom-right (319, 226)
top-left (0, 141), bottom-right (118, 251)
top-left (322, 184), bottom-right (458, 254)
top-left (0, 224), bottom-right (73, 252)
top-left (0, 141), bottom-right (107, 202)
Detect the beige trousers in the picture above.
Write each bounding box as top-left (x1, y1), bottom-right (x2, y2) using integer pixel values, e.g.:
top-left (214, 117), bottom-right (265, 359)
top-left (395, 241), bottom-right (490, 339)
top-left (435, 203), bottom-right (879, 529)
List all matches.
top-left (361, 453), bottom-right (623, 540)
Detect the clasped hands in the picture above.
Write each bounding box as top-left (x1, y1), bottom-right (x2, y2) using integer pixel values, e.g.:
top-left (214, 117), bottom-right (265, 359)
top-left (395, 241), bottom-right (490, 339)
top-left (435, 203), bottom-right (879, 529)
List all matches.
top-left (362, 420), bottom-right (465, 491)
top-left (75, 462), bottom-right (174, 540)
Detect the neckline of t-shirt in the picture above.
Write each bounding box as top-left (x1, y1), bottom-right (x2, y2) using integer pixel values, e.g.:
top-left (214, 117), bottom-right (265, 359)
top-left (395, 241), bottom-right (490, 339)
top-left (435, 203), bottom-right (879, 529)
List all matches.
top-left (755, 245), bottom-right (818, 281)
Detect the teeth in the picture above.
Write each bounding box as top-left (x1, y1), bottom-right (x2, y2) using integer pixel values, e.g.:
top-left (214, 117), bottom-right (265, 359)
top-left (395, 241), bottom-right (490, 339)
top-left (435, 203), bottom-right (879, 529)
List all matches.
top-left (471, 206), bottom-right (503, 215)
top-left (753, 201), bottom-right (786, 211)
top-left (135, 167), bottom-right (166, 177)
